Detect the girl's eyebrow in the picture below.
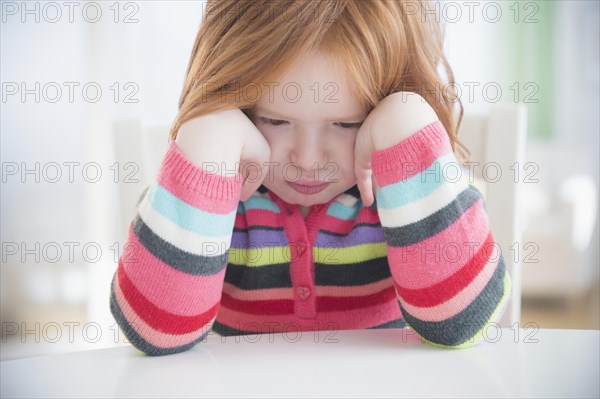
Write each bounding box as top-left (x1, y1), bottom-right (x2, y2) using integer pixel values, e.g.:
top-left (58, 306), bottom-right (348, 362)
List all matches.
top-left (254, 106), bottom-right (365, 121)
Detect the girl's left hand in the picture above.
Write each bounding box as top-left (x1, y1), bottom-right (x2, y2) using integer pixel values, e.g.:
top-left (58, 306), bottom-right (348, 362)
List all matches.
top-left (354, 91), bottom-right (439, 208)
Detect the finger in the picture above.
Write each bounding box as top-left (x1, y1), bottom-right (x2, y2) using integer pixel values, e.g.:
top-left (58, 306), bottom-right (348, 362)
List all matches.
top-left (370, 172), bottom-right (377, 207)
top-left (240, 172), bottom-right (252, 202)
top-left (240, 157), bottom-right (270, 202)
top-left (240, 168), bottom-right (256, 202)
top-left (354, 129), bottom-right (376, 207)
top-left (240, 137), bottom-right (271, 202)
top-left (361, 169), bottom-right (375, 208)
top-left (354, 151), bottom-right (374, 207)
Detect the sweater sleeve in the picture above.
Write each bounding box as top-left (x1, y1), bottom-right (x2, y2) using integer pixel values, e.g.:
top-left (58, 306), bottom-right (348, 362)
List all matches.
top-left (371, 120), bottom-right (512, 348)
top-left (109, 140), bottom-right (243, 356)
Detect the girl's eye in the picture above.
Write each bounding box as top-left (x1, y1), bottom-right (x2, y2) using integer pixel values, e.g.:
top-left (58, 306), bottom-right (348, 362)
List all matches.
top-left (260, 117), bottom-right (288, 126)
top-left (258, 117), bottom-right (361, 129)
top-left (336, 122), bottom-right (362, 129)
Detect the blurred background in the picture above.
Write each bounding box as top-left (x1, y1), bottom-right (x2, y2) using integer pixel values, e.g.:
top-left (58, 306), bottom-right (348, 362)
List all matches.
top-left (1, 0), bottom-right (598, 360)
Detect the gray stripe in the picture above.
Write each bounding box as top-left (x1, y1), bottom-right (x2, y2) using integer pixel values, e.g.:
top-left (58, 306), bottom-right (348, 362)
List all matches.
top-left (223, 257), bottom-right (393, 293)
top-left (383, 186), bottom-right (482, 247)
top-left (368, 318), bottom-right (407, 329)
top-left (109, 276), bottom-right (210, 356)
top-left (315, 257), bottom-right (392, 286)
top-left (133, 215), bottom-right (228, 276)
top-left (135, 184), bottom-right (150, 208)
top-left (212, 321), bottom-right (264, 336)
top-left (399, 256), bottom-right (507, 346)
top-left (224, 263), bottom-right (292, 289)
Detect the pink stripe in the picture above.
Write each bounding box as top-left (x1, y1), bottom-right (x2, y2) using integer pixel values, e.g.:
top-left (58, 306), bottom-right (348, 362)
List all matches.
top-left (113, 275), bottom-right (214, 348)
top-left (388, 199), bottom-right (490, 289)
top-left (221, 278), bottom-right (395, 302)
top-left (157, 178), bottom-right (239, 214)
top-left (123, 225), bottom-right (226, 316)
top-left (399, 256), bottom-right (500, 321)
top-left (157, 142), bottom-right (241, 214)
top-left (222, 283), bottom-right (294, 301)
top-left (372, 121), bottom-right (450, 187)
top-left (315, 277), bottom-right (394, 297)
top-left (215, 297), bottom-right (403, 332)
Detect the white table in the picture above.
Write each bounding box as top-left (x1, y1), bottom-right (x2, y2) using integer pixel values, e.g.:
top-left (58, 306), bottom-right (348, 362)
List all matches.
top-left (1, 328), bottom-right (598, 398)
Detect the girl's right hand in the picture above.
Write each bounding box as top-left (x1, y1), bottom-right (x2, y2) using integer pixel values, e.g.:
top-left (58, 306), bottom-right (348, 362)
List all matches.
top-left (175, 108), bottom-right (272, 201)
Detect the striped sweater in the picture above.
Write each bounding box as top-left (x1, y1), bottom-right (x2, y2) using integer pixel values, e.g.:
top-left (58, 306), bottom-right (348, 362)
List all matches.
top-left (109, 120), bottom-right (512, 356)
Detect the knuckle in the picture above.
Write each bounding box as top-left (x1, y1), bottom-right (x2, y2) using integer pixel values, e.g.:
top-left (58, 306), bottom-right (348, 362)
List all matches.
top-left (383, 91), bottom-right (428, 113)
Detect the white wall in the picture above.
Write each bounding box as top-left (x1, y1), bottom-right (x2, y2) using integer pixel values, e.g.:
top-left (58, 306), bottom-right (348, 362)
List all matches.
top-left (1, 0), bottom-right (206, 353)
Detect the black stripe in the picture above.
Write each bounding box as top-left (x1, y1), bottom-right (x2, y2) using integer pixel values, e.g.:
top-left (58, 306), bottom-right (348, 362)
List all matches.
top-left (368, 318), bottom-right (407, 329)
top-left (224, 263), bottom-right (292, 289)
top-left (343, 184), bottom-right (361, 198)
top-left (212, 321), bottom-right (265, 336)
top-left (233, 225), bottom-right (285, 233)
top-left (383, 186), bottom-right (482, 247)
top-left (132, 215), bottom-right (228, 276)
top-left (315, 257), bottom-right (392, 286)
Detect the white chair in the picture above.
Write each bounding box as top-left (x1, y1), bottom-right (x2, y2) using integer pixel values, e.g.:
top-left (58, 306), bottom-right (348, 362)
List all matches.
top-left (520, 173), bottom-right (598, 300)
top-left (112, 120), bottom-right (171, 241)
top-left (113, 102), bottom-right (527, 327)
top-left (457, 103), bottom-right (527, 327)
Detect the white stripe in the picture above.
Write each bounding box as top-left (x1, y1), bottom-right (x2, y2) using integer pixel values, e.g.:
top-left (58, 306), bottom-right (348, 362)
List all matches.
top-left (336, 193), bottom-right (359, 208)
top-left (137, 194), bottom-right (232, 256)
top-left (377, 173), bottom-right (471, 228)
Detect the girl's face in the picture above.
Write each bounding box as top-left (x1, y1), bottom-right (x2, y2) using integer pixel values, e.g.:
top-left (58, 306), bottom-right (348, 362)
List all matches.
top-left (249, 51), bottom-right (368, 209)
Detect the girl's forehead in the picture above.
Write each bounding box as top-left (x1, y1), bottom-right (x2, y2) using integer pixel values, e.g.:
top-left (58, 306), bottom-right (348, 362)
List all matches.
top-left (253, 53), bottom-right (366, 120)
top-left (274, 51), bottom-right (344, 84)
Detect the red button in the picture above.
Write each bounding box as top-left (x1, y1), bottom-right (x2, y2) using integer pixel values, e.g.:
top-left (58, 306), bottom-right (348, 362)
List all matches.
top-left (297, 286), bottom-right (311, 300)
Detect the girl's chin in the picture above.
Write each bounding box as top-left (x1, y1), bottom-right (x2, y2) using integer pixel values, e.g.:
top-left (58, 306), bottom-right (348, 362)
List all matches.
top-left (283, 192), bottom-right (324, 205)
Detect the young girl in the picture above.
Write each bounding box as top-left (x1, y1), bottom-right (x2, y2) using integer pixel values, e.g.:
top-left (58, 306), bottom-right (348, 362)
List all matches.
top-left (109, 0), bottom-right (511, 356)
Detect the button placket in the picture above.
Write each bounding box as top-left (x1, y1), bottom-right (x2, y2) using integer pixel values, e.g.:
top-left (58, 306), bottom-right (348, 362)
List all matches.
top-left (270, 192), bottom-right (317, 319)
top-left (297, 242), bottom-right (306, 255)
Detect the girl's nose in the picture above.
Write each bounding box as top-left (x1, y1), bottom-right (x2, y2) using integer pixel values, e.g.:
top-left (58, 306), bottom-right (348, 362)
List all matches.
top-left (289, 133), bottom-right (329, 176)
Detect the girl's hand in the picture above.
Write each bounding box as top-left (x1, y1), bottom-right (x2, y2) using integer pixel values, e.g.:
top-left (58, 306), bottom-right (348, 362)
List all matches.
top-left (354, 92), bottom-right (439, 207)
top-left (175, 108), bottom-right (272, 202)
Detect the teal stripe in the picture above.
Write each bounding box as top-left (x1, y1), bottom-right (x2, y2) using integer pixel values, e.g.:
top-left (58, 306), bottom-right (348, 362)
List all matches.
top-left (148, 183), bottom-right (237, 237)
top-left (241, 196), bottom-right (281, 213)
top-left (237, 202), bottom-right (245, 214)
top-left (375, 152), bottom-right (456, 209)
top-left (327, 201), bottom-right (361, 220)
